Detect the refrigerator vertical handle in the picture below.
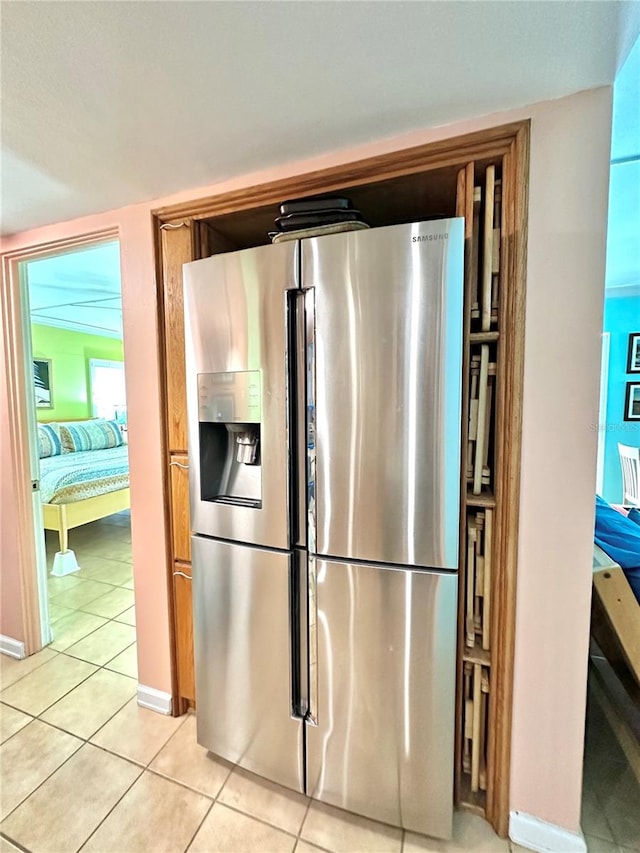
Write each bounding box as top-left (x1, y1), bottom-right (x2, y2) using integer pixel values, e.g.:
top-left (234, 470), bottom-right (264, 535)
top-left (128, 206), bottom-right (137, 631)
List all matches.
top-left (304, 288), bottom-right (316, 556)
top-left (291, 548), bottom-right (309, 718)
top-left (307, 553), bottom-right (318, 725)
top-left (304, 288), bottom-right (318, 726)
top-left (290, 292), bottom-right (307, 548)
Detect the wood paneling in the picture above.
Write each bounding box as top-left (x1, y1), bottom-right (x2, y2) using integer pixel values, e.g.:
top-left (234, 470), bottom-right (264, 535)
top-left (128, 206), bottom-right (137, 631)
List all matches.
top-left (160, 221), bottom-right (194, 452)
top-left (169, 454), bottom-right (191, 563)
top-left (158, 221), bottom-right (195, 713)
top-left (173, 562), bottom-right (195, 704)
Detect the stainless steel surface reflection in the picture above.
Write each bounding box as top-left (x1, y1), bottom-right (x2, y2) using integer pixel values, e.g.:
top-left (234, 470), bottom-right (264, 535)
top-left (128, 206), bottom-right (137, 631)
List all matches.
top-left (306, 560), bottom-right (458, 839)
top-left (184, 220), bottom-right (464, 841)
top-left (192, 536), bottom-right (304, 792)
top-left (184, 241), bottom-right (297, 549)
top-left (303, 220), bottom-right (463, 569)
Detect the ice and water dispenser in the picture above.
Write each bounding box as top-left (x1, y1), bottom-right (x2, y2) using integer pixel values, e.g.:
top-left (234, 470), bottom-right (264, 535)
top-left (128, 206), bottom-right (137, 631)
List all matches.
top-left (197, 370), bottom-right (262, 508)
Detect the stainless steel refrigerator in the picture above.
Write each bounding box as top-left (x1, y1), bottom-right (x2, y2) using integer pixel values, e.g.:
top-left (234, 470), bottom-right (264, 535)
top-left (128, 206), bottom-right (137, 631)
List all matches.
top-left (183, 218), bottom-right (464, 840)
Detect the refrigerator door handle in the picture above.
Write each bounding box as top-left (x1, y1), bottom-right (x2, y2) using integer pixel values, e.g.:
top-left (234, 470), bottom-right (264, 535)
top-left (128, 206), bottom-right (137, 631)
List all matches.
top-left (304, 287), bottom-right (317, 556)
top-left (292, 548), bottom-right (309, 718)
top-left (307, 553), bottom-right (318, 725)
top-left (289, 291), bottom-right (307, 549)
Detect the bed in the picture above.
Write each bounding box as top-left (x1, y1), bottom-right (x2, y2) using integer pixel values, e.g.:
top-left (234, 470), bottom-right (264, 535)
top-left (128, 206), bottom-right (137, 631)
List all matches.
top-left (590, 500), bottom-right (640, 782)
top-left (37, 420), bottom-right (130, 567)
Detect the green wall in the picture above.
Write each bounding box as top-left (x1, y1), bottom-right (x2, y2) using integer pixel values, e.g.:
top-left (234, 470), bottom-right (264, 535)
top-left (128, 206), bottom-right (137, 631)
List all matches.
top-left (31, 324), bottom-right (123, 422)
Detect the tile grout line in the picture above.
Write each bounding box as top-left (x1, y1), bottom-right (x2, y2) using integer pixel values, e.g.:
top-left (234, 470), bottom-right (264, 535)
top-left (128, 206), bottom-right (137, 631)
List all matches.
top-left (0, 647), bottom-right (138, 730)
top-left (0, 727), bottom-right (86, 826)
top-left (0, 687), bottom-right (149, 832)
top-left (183, 799), bottom-right (216, 853)
top-left (0, 664), bottom-right (101, 720)
top-left (61, 639), bottom-right (137, 673)
top-left (1, 520), bottom-right (142, 848)
top-left (296, 796), bottom-right (314, 847)
top-left (49, 579), bottom-right (131, 613)
top-left (46, 594), bottom-right (136, 659)
top-left (164, 733), bottom-right (234, 853)
top-left (75, 764), bottom-right (145, 853)
top-left (0, 829), bottom-right (32, 853)
top-left (0, 653), bottom-right (60, 693)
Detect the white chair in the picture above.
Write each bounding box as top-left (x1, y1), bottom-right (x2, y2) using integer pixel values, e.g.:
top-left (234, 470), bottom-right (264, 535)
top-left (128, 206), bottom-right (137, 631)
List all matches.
top-left (618, 443), bottom-right (640, 507)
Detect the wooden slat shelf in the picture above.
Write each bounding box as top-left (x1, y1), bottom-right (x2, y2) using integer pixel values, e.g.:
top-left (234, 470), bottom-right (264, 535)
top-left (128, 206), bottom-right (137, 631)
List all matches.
top-left (463, 648), bottom-right (492, 667)
top-left (470, 331), bottom-right (500, 343)
top-left (457, 161), bottom-right (508, 822)
top-left (466, 490), bottom-right (496, 508)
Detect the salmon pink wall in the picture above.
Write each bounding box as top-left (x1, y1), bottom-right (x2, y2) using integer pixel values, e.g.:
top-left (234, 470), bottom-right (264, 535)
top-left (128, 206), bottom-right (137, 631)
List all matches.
top-left (0, 86), bottom-right (612, 835)
top-left (0, 334), bottom-right (26, 642)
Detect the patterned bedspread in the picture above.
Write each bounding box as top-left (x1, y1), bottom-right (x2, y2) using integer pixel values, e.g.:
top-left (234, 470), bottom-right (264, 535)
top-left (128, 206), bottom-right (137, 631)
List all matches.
top-left (39, 446), bottom-right (129, 505)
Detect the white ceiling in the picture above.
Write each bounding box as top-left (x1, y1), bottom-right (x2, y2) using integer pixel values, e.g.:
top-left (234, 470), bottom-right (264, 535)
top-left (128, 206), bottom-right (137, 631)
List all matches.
top-left (1, 1), bottom-right (638, 237)
top-left (27, 241), bottom-right (122, 339)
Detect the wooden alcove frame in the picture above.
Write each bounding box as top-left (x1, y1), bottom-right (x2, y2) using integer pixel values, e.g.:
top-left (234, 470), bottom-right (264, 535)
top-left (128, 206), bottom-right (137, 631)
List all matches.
top-left (153, 119), bottom-right (530, 837)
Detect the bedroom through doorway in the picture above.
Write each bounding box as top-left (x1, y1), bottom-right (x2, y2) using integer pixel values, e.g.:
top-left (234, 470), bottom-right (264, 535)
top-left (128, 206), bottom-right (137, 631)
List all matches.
top-left (20, 239), bottom-right (137, 683)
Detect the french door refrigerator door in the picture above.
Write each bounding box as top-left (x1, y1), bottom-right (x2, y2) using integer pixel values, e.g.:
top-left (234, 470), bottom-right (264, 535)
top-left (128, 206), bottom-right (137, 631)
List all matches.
top-left (183, 241), bottom-right (298, 550)
top-left (302, 219), bottom-right (464, 569)
top-left (192, 536), bottom-right (305, 792)
top-left (306, 559), bottom-right (458, 839)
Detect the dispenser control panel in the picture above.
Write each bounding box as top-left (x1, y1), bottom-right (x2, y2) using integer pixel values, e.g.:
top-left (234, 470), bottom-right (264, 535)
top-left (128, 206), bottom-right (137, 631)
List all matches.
top-left (197, 371), bottom-right (261, 424)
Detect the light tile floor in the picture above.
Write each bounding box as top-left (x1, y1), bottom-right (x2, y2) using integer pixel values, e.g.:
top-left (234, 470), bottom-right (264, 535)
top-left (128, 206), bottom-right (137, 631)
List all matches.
top-left (1, 514), bottom-right (638, 851)
top-left (581, 683), bottom-right (640, 853)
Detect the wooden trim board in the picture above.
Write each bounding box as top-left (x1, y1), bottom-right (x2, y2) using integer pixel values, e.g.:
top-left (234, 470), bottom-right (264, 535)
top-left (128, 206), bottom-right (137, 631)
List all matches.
top-left (486, 125), bottom-right (529, 836)
top-left (156, 220), bottom-right (196, 716)
top-left (154, 123), bottom-right (526, 223)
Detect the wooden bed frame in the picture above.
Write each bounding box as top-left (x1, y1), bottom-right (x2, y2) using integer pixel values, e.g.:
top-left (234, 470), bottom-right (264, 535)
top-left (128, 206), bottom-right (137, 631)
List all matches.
top-left (43, 488), bottom-right (131, 553)
top-left (39, 417), bottom-right (130, 553)
top-left (591, 544), bottom-right (640, 782)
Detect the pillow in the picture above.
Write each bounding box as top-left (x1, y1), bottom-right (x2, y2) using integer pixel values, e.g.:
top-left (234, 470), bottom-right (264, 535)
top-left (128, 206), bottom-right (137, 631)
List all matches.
top-left (37, 423), bottom-right (63, 458)
top-left (60, 419), bottom-right (124, 452)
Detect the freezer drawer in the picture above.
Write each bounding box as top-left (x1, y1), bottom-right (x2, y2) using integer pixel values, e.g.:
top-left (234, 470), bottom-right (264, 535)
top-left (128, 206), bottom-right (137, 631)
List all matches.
top-left (306, 559), bottom-right (457, 839)
top-left (192, 536), bottom-right (304, 793)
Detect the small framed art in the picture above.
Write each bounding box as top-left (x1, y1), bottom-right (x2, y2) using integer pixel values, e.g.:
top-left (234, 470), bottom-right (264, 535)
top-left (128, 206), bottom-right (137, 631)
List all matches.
top-left (33, 358), bottom-right (53, 408)
top-left (624, 381), bottom-right (640, 421)
top-left (627, 332), bottom-right (640, 374)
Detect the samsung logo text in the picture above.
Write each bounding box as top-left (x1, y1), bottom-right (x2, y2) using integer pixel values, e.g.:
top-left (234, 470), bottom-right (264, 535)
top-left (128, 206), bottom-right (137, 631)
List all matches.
top-left (412, 234), bottom-right (448, 242)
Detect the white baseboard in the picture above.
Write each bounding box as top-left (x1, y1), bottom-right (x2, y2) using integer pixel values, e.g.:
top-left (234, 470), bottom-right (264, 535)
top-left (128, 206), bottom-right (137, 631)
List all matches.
top-left (137, 685), bottom-right (173, 715)
top-left (509, 811), bottom-right (587, 853)
top-left (0, 635), bottom-right (26, 659)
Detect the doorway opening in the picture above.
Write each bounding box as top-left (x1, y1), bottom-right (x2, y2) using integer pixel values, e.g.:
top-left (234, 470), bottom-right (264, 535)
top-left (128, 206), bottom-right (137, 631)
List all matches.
top-left (22, 239), bottom-right (137, 677)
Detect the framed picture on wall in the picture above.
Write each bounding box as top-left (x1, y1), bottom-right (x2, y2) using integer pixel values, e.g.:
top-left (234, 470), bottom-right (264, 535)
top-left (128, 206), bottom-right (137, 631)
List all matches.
top-left (627, 332), bottom-right (640, 373)
top-left (33, 358), bottom-right (53, 408)
top-left (624, 382), bottom-right (640, 421)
